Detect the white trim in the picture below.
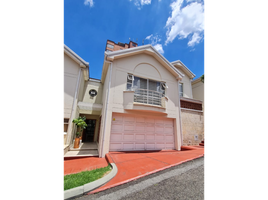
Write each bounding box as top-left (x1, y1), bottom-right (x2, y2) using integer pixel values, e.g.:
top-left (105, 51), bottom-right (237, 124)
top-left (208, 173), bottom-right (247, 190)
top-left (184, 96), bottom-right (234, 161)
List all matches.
top-left (64, 45), bottom-right (89, 67)
top-left (181, 108), bottom-right (203, 113)
top-left (171, 60), bottom-right (195, 78)
top-left (101, 62), bottom-right (113, 158)
top-left (177, 81), bottom-right (183, 150)
top-left (78, 102), bottom-right (103, 111)
top-left (89, 78), bottom-right (101, 83)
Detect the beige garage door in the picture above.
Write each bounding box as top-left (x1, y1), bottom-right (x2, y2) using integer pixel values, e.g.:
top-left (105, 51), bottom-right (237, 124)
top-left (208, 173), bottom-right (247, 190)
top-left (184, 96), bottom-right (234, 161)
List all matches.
top-left (109, 113), bottom-right (175, 151)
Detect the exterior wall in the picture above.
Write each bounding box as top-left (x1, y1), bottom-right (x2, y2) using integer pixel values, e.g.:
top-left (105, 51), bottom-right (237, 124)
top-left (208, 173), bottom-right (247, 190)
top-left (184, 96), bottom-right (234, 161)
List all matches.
top-left (64, 54), bottom-right (80, 119)
top-left (181, 109), bottom-right (204, 146)
top-left (180, 73), bottom-right (193, 98)
top-left (98, 66), bottom-right (111, 156)
top-left (99, 54), bottom-right (182, 157)
top-left (192, 79), bottom-right (204, 109)
top-left (82, 80), bottom-right (103, 105)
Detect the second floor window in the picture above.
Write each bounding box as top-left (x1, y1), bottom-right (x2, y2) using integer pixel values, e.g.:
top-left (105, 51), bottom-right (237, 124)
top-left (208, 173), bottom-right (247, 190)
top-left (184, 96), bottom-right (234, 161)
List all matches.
top-left (179, 83), bottom-right (183, 97)
top-left (126, 74), bottom-right (167, 106)
top-left (107, 44), bottom-right (114, 49)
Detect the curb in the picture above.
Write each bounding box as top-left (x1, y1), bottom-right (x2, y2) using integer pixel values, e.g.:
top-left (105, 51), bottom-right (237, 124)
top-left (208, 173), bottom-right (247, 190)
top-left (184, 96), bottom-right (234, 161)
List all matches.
top-left (64, 163), bottom-right (118, 200)
top-left (89, 152), bottom-right (204, 194)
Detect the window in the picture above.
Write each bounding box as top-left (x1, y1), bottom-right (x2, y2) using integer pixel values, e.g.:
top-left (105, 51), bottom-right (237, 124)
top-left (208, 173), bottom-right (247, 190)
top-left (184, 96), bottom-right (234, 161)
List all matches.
top-left (106, 49), bottom-right (112, 52)
top-left (126, 75), bottom-right (167, 106)
top-left (64, 119), bottom-right (69, 132)
top-left (107, 44), bottom-right (114, 49)
top-left (132, 44), bottom-right (137, 47)
top-left (179, 83), bottom-right (183, 97)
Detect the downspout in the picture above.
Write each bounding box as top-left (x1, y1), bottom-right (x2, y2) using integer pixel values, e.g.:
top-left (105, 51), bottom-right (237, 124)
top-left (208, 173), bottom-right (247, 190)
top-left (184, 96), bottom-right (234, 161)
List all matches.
top-left (100, 61), bottom-right (113, 158)
top-left (66, 68), bottom-right (82, 145)
top-left (177, 80), bottom-right (183, 150)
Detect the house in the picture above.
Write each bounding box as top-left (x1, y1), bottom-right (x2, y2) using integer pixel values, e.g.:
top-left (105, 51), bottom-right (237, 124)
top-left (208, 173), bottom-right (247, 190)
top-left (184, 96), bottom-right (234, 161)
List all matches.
top-left (64, 40), bottom-right (204, 158)
top-left (192, 76), bottom-right (204, 110)
top-left (64, 45), bottom-right (89, 154)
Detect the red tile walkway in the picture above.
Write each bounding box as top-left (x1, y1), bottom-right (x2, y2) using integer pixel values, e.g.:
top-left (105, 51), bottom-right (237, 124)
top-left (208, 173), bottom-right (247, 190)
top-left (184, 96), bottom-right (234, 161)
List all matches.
top-left (89, 146), bottom-right (204, 194)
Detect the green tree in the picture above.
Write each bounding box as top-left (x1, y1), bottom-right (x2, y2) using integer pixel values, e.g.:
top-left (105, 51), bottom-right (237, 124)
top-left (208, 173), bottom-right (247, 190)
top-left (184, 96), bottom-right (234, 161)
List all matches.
top-left (72, 116), bottom-right (87, 138)
top-left (200, 74), bottom-right (204, 83)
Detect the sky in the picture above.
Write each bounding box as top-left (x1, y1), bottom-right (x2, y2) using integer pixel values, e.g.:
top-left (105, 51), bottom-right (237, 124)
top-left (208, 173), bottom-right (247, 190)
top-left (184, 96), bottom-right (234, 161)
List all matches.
top-left (64, 0), bottom-right (204, 80)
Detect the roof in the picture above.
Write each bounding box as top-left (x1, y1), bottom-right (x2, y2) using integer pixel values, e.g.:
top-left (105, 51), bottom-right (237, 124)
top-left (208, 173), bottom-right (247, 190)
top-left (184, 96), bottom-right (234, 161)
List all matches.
top-left (171, 60), bottom-right (195, 79)
top-left (64, 44), bottom-right (89, 68)
top-left (101, 44), bottom-right (184, 82)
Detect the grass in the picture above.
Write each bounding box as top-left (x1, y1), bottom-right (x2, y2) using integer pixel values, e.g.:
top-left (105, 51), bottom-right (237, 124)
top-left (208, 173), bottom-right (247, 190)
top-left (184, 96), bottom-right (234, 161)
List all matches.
top-left (64, 165), bottom-right (112, 191)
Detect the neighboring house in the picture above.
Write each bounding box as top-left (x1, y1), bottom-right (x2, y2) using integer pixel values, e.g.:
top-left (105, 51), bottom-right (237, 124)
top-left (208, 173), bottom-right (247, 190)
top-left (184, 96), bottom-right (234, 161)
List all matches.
top-left (192, 77), bottom-right (204, 110)
top-left (64, 41), bottom-right (204, 158)
top-left (64, 45), bottom-right (89, 153)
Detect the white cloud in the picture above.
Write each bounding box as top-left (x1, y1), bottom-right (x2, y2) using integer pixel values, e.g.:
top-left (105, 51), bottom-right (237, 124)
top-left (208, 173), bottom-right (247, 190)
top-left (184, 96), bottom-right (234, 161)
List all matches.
top-left (145, 34), bottom-right (164, 54)
top-left (84, 0), bottom-right (94, 7)
top-left (129, 0), bottom-right (151, 9)
top-left (145, 34), bottom-right (153, 40)
top-left (188, 32), bottom-right (202, 46)
top-left (153, 44), bottom-right (164, 54)
top-left (165, 0), bottom-right (204, 47)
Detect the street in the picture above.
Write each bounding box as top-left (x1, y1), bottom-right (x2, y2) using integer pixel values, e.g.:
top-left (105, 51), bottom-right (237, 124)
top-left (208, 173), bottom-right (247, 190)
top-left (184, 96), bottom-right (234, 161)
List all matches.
top-left (76, 157), bottom-right (204, 200)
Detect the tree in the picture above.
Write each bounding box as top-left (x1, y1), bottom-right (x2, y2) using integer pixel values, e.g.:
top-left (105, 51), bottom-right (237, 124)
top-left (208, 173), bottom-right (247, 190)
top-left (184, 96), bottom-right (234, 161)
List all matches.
top-left (72, 116), bottom-right (87, 138)
top-left (200, 74), bottom-right (204, 83)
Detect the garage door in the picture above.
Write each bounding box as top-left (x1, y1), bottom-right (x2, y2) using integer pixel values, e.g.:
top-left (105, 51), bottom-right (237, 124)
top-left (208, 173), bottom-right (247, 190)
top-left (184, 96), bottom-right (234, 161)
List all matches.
top-left (109, 113), bottom-right (175, 151)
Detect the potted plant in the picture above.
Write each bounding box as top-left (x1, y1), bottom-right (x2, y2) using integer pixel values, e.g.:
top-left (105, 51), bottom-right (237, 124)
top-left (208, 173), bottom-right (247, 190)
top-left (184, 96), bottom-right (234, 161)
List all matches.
top-left (72, 116), bottom-right (87, 148)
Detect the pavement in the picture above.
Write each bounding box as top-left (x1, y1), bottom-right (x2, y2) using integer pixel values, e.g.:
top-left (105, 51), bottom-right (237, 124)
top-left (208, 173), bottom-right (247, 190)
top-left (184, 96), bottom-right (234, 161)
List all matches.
top-left (76, 157), bottom-right (204, 200)
top-left (64, 146), bottom-right (204, 196)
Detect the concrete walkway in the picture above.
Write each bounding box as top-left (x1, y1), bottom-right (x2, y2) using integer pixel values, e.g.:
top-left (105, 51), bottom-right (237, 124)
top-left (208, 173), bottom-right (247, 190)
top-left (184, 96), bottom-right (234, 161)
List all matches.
top-left (88, 146), bottom-right (204, 194)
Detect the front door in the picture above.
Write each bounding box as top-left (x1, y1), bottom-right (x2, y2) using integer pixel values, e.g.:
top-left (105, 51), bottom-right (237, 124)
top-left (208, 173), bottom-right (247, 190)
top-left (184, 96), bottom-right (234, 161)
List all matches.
top-left (82, 119), bottom-right (96, 142)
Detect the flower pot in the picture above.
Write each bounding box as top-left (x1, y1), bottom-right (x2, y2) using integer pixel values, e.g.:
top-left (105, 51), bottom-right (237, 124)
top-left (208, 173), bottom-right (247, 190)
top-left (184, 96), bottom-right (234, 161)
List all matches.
top-left (73, 138), bottom-right (80, 148)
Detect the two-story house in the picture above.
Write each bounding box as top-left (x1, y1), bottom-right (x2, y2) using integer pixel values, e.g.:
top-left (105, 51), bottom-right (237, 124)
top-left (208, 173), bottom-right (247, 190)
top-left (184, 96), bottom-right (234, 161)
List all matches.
top-left (64, 41), bottom-right (204, 158)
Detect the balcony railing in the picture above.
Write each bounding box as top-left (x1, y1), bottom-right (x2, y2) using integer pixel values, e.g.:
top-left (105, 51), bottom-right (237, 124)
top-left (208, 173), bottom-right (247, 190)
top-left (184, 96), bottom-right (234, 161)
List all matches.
top-left (133, 88), bottom-right (165, 106)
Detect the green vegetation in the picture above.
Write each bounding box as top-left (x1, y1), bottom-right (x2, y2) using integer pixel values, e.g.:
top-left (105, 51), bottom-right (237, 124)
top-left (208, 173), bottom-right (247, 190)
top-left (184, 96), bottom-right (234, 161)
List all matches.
top-left (72, 116), bottom-right (87, 138)
top-left (64, 165), bottom-right (112, 190)
top-left (200, 74), bottom-right (204, 83)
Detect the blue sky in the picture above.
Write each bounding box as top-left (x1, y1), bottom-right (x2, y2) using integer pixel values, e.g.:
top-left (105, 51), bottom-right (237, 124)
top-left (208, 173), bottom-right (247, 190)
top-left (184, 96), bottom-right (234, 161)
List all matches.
top-left (64, 0), bottom-right (204, 80)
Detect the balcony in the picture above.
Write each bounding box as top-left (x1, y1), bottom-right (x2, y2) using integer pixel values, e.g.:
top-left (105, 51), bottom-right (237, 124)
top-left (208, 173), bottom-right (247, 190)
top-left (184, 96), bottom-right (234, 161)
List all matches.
top-left (123, 88), bottom-right (167, 113)
top-left (133, 88), bottom-right (165, 106)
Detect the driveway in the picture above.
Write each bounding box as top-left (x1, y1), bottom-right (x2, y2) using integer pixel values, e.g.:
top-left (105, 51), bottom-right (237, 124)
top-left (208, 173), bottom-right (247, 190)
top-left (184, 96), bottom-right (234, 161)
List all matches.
top-left (77, 156), bottom-right (204, 200)
top-left (89, 146), bottom-right (204, 194)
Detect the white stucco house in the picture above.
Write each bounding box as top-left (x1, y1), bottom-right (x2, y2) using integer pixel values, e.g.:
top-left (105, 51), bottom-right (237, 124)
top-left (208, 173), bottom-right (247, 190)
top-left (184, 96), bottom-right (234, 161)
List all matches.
top-left (64, 42), bottom-right (204, 158)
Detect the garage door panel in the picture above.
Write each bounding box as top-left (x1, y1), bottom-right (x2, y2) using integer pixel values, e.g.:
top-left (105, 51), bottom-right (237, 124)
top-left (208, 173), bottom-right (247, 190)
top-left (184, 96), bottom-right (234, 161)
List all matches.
top-left (146, 143), bottom-right (155, 149)
top-left (123, 134), bottom-right (134, 141)
top-left (111, 124), bottom-right (123, 132)
top-left (156, 142), bottom-right (165, 149)
top-left (110, 143), bottom-right (122, 150)
top-left (135, 143), bottom-right (145, 150)
top-left (155, 124), bottom-right (164, 132)
top-left (166, 142), bottom-right (175, 149)
top-left (135, 122), bottom-right (145, 131)
top-left (145, 118), bottom-right (154, 123)
top-left (123, 143), bottom-right (134, 150)
top-left (155, 134), bottom-right (165, 141)
top-left (164, 127), bottom-right (174, 133)
top-left (124, 116), bottom-right (135, 122)
top-left (110, 133), bottom-right (122, 141)
top-left (136, 117), bottom-right (145, 123)
top-left (146, 124), bottom-right (155, 132)
top-left (146, 134), bottom-right (155, 140)
top-left (166, 135), bottom-right (174, 141)
top-left (124, 124), bottom-right (135, 131)
top-left (110, 114), bottom-right (175, 151)
top-left (135, 134), bottom-right (145, 140)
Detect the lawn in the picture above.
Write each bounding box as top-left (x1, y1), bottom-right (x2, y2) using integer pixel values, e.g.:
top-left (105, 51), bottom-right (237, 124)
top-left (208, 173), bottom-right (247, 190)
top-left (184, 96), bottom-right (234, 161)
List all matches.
top-left (64, 165), bottom-right (112, 190)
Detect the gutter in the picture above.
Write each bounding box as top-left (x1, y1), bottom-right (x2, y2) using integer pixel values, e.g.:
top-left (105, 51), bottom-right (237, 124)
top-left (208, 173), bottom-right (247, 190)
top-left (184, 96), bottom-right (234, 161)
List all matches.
top-left (100, 60), bottom-right (113, 158)
top-left (66, 68), bottom-right (82, 145)
top-left (177, 81), bottom-right (183, 150)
